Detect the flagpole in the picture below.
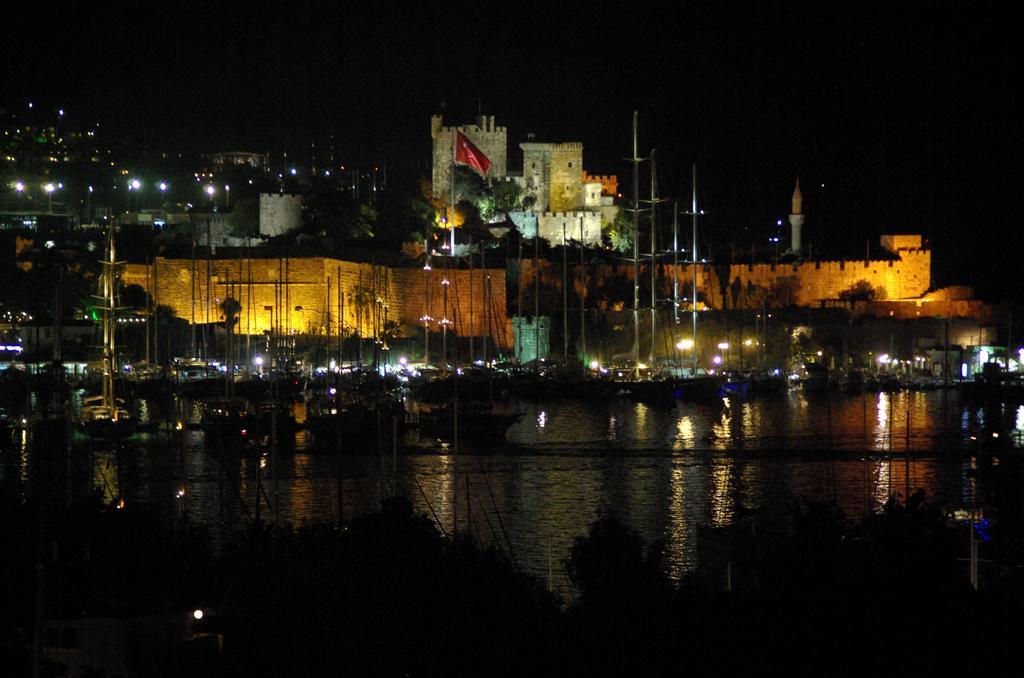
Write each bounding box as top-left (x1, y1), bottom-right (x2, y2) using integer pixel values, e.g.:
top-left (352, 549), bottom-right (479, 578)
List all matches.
top-left (451, 129), bottom-right (457, 255)
top-left (451, 127), bottom-right (457, 366)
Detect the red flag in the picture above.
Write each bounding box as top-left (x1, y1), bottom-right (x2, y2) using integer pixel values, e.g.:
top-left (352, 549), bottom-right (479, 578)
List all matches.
top-left (454, 131), bottom-right (491, 177)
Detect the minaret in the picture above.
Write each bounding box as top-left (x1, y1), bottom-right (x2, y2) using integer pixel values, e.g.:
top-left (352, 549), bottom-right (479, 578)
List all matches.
top-left (789, 177), bottom-right (804, 256)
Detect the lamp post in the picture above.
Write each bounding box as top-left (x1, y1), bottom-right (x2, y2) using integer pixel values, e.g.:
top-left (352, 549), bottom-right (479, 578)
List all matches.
top-left (205, 184), bottom-right (216, 209)
top-left (43, 183), bottom-right (55, 213)
top-left (127, 178), bottom-right (141, 212)
top-left (158, 182), bottom-right (168, 208)
top-left (718, 341), bottom-right (730, 371)
top-left (676, 338), bottom-right (694, 371)
top-left (225, 184), bottom-right (231, 209)
top-left (13, 181), bottom-right (25, 212)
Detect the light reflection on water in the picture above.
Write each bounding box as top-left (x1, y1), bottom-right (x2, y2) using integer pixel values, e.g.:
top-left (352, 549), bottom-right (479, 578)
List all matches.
top-left (1, 389), bottom-right (1016, 592)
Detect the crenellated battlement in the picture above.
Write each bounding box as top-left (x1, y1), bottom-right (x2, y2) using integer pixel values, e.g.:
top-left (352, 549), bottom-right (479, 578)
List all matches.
top-left (581, 172), bottom-right (619, 196)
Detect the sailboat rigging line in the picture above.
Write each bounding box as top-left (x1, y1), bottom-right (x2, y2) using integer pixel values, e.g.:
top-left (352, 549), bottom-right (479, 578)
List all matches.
top-left (476, 456), bottom-right (519, 568)
top-left (475, 495), bottom-right (502, 552)
top-left (405, 457), bottom-right (447, 538)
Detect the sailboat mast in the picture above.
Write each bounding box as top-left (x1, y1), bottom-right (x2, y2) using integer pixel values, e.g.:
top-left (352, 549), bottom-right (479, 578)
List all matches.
top-left (103, 224), bottom-right (117, 416)
top-left (481, 245), bottom-right (488, 364)
top-left (631, 111), bottom-right (641, 376)
top-left (579, 215), bottom-right (586, 365)
top-left (469, 237), bottom-right (474, 363)
top-left (650, 148), bottom-right (658, 368)
top-left (516, 236), bottom-right (524, 361)
top-left (423, 244), bottom-right (430, 366)
top-left (673, 200), bottom-right (679, 324)
top-left (533, 227), bottom-right (539, 368)
top-left (144, 258), bottom-right (151, 364)
top-left (190, 222), bottom-right (196, 359)
top-left (562, 220), bottom-right (568, 363)
top-left (691, 165), bottom-right (699, 377)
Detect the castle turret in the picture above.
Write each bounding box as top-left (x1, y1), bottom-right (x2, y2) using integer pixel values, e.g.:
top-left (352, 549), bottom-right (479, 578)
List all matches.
top-left (789, 177), bottom-right (804, 256)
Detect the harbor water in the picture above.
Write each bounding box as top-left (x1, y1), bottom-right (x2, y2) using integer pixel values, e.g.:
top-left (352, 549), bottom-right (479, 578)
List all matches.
top-left (4, 388), bottom-right (1021, 590)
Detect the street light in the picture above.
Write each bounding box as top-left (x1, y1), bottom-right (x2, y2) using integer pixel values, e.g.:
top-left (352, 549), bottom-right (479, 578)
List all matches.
top-left (718, 342), bottom-right (730, 370)
top-left (676, 338), bottom-right (694, 351)
top-left (224, 184), bottom-right (230, 209)
top-left (127, 178), bottom-right (141, 212)
top-left (43, 183), bottom-right (55, 212)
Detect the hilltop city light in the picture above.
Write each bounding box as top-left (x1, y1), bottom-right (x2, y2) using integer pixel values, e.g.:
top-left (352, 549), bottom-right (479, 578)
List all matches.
top-left (717, 342), bottom-right (729, 351)
top-left (676, 338), bottom-right (694, 350)
top-left (193, 609), bottom-right (204, 620)
top-left (43, 183), bottom-right (55, 193)
top-left (159, 182), bottom-right (167, 191)
top-left (712, 355), bottom-right (723, 365)
top-left (14, 181), bottom-right (24, 192)
top-left (129, 179), bottom-right (141, 190)
top-left (877, 354), bottom-right (890, 364)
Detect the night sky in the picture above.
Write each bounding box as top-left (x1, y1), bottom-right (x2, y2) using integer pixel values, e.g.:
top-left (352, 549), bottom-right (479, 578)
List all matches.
top-left (3, 1), bottom-right (1016, 294)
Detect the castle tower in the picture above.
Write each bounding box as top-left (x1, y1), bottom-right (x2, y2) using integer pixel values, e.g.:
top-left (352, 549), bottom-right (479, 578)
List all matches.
top-left (788, 177), bottom-right (804, 256)
top-left (431, 114), bottom-right (508, 200)
top-left (520, 141), bottom-right (584, 212)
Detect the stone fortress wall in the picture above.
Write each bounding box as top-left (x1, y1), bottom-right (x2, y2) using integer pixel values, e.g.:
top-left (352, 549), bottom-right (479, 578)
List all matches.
top-left (123, 257), bottom-right (512, 348)
top-left (725, 238), bottom-right (931, 307)
top-left (517, 234), bottom-right (933, 312)
top-left (536, 211), bottom-right (603, 246)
